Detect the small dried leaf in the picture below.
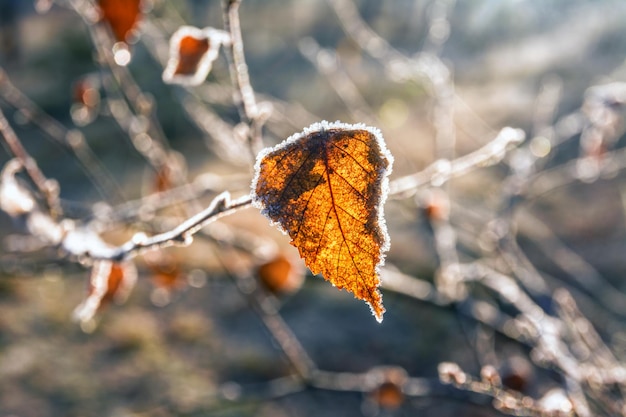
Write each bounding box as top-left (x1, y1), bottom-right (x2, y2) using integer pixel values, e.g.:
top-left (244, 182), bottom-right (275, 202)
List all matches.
top-left (372, 382), bottom-right (404, 409)
top-left (95, 262), bottom-right (136, 305)
top-left (420, 189), bottom-right (450, 221)
top-left (174, 36), bottom-right (209, 75)
top-left (153, 166), bottom-right (173, 193)
top-left (71, 76), bottom-right (101, 126)
top-left (73, 260), bottom-right (137, 323)
top-left (98, 0), bottom-right (142, 43)
top-left (145, 250), bottom-right (183, 290)
top-left (163, 26), bottom-right (229, 86)
top-left (257, 253), bottom-right (304, 295)
top-left (368, 367), bottom-right (408, 410)
top-left (252, 121), bottom-right (393, 321)
top-left (501, 356), bottom-right (533, 392)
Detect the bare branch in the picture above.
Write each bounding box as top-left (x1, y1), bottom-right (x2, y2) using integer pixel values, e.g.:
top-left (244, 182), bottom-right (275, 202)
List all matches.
top-left (0, 67), bottom-right (124, 202)
top-left (0, 107), bottom-right (62, 217)
top-left (221, 0), bottom-right (265, 156)
top-left (390, 127), bottom-right (526, 198)
top-left (94, 192), bottom-right (253, 262)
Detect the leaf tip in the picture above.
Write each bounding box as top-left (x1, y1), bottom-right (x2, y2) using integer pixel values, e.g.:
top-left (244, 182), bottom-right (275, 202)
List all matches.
top-left (366, 287), bottom-right (385, 323)
top-left (373, 304), bottom-right (385, 323)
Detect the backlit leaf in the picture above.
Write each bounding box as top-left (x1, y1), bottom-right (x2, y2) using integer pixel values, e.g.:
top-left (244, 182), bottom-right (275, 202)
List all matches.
top-left (252, 121), bottom-right (393, 321)
top-left (163, 26), bottom-right (230, 86)
top-left (98, 0), bottom-right (142, 43)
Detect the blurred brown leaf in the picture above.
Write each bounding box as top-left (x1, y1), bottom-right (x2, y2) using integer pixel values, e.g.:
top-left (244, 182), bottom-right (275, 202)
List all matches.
top-left (174, 35), bottom-right (210, 76)
top-left (98, 0), bottom-right (142, 43)
top-left (163, 26), bottom-right (229, 86)
top-left (257, 253), bottom-right (304, 295)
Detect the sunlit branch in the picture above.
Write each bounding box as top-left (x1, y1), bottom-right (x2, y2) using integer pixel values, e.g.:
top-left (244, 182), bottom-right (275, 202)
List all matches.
top-left (389, 127), bottom-right (525, 198)
top-left (381, 267), bottom-right (522, 343)
top-left (90, 172), bottom-right (250, 224)
top-left (519, 212), bottom-right (626, 317)
top-left (526, 146), bottom-right (626, 199)
top-left (68, 1), bottom-right (188, 192)
top-left (221, 0), bottom-right (265, 156)
top-left (100, 192), bottom-right (253, 262)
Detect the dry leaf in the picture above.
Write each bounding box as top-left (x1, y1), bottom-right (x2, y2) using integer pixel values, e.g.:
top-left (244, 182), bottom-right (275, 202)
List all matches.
top-left (153, 165), bottom-right (173, 193)
top-left (368, 366), bottom-right (408, 410)
top-left (162, 26), bottom-right (230, 86)
top-left (144, 250), bottom-right (184, 291)
top-left (71, 75), bottom-right (101, 126)
top-left (252, 121), bottom-right (393, 321)
top-left (420, 189), bottom-right (450, 221)
top-left (73, 76), bottom-right (100, 109)
top-left (73, 260), bottom-right (137, 323)
top-left (98, 0), bottom-right (142, 43)
top-left (257, 253), bottom-right (304, 295)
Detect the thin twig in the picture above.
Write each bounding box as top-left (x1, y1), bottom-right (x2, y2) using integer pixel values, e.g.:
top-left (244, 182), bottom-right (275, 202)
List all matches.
top-left (71, 192), bottom-right (253, 262)
top-left (0, 67), bottom-right (124, 202)
top-left (108, 193), bottom-right (252, 261)
top-left (216, 247), bottom-right (318, 380)
top-left (221, 0), bottom-right (264, 156)
top-left (298, 38), bottom-right (378, 126)
top-left (390, 127), bottom-right (525, 198)
top-left (69, 2), bottom-right (189, 194)
top-left (0, 107), bottom-right (62, 217)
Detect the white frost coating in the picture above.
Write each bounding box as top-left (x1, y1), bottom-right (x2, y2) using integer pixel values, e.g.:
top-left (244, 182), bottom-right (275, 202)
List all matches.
top-left (72, 260), bottom-right (111, 323)
top-left (0, 159), bottom-right (36, 216)
top-left (250, 120), bottom-right (394, 322)
top-left (162, 26), bottom-right (230, 86)
top-left (27, 211), bottom-right (64, 245)
top-left (62, 226), bottom-right (117, 259)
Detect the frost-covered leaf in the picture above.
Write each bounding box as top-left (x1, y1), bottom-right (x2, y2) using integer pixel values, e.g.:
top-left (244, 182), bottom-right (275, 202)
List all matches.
top-left (252, 121), bottom-right (393, 321)
top-left (162, 26), bottom-right (230, 86)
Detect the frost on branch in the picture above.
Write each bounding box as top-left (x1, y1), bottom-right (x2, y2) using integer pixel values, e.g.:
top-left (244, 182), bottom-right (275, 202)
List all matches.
top-left (73, 260), bottom-right (138, 324)
top-left (0, 159), bottom-right (36, 217)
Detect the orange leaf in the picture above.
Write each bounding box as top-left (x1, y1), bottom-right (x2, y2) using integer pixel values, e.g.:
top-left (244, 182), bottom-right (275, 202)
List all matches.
top-left (162, 26), bottom-right (229, 86)
top-left (98, 0), bottom-right (142, 43)
top-left (174, 35), bottom-right (209, 76)
top-left (252, 121), bottom-right (393, 321)
top-left (368, 366), bottom-right (408, 409)
top-left (73, 260), bottom-right (137, 323)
